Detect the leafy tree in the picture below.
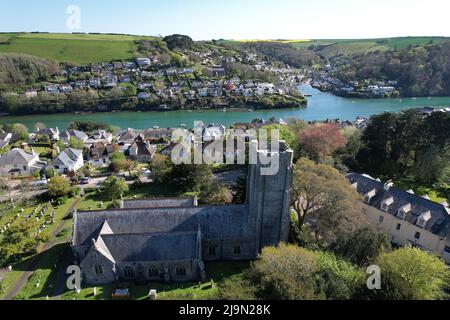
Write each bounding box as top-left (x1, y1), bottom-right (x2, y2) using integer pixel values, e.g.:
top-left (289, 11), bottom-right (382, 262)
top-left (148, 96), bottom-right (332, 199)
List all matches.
top-left (299, 124), bottom-right (347, 161)
top-left (315, 251), bottom-right (365, 300)
top-left (150, 154), bottom-right (174, 184)
top-left (47, 176), bottom-right (72, 199)
top-left (169, 164), bottom-right (215, 193)
top-left (202, 184), bottom-right (233, 205)
top-left (68, 137), bottom-right (85, 150)
top-left (102, 176), bottom-right (129, 200)
top-left (370, 247), bottom-right (450, 300)
top-left (291, 158), bottom-right (363, 243)
top-left (329, 227), bottom-right (391, 267)
top-left (163, 34), bottom-right (194, 51)
top-left (219, 244), bottom-right (365, 300)
top-left (0, 220), bottom-right (49, 264)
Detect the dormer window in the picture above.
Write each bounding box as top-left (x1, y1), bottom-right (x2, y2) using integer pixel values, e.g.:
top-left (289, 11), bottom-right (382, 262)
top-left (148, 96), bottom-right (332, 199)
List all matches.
top-left (416, 211), bottom-right (431, 228)
top-left (381, 197), bottom-right (394, 212)
top-left (397, 203), bottom-right (411, 220)
top-left (364, 189), bottom-right (376, 204)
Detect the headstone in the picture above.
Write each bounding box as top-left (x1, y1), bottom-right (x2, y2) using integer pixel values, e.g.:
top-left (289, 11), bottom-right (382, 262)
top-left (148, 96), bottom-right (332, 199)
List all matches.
top-left (148, 290), bottom-right (157, 300)
top-left (93, 287), bottom-right (97, 296)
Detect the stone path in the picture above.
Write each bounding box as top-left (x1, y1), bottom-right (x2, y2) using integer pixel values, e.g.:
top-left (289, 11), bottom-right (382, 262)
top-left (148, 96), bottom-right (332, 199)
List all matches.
top-left (3, 197), bottom-right (81, 300)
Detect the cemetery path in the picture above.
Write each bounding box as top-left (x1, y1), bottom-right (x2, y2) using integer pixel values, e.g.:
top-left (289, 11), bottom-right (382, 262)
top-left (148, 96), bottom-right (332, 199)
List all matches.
top-left (4, 197), bottom-right (81, 300)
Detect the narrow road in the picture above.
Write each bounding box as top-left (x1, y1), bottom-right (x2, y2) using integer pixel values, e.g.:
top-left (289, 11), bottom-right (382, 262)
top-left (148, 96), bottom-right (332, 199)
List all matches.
top-left (4, 197), bottom-right (81, 300)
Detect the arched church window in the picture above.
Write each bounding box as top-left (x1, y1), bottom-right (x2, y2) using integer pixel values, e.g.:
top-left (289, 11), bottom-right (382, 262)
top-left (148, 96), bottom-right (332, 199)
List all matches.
top-left (149, 267), bottom-right (159, 277)
top-left (208, 246), bottom-right (216, 256)
top-left (176, 267), bottom-right (186, 276)
top-left (234, 245), bottom-right (241, 255)
top-left (124, 266), bottom-right (134, 278)
top-left (94, 264), bottom-right (103, 275)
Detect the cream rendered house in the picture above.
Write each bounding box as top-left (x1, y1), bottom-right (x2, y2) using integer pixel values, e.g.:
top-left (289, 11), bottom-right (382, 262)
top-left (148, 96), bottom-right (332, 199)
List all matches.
top-left (348, 173), bottom-right (450, 264)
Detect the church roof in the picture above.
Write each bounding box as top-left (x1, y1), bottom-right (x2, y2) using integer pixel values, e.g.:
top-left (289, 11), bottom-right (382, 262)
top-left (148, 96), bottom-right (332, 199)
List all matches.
top-left (98, 231), bottom-right (199, 262)
top-left (73, 204), bottom-right (251, 247)
top-left (122, 197), bottom-right (196, 209)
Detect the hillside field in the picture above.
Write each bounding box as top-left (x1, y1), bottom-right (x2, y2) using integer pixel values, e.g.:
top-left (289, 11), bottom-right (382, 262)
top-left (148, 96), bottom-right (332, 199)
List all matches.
top-left (0, 33), bottom-right (159, 64)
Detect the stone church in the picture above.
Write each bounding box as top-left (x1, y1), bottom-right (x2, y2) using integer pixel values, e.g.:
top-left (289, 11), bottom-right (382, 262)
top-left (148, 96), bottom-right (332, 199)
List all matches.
top-left (72, 141), bottom-right (293, 285)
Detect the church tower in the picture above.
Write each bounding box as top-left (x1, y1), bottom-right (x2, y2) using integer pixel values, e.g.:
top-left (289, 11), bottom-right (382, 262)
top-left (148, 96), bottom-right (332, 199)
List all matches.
top-left (247, 140), bottom-right (293, 254)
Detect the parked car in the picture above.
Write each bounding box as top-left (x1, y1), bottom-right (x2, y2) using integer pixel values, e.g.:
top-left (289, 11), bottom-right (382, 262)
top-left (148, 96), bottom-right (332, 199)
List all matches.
top-left (80, 177), bottom-right (91, 185)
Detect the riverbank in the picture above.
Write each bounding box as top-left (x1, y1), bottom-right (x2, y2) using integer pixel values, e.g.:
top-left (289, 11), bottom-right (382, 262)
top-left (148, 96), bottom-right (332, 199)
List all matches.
top-left (0, 84), bottom-right (448, 130)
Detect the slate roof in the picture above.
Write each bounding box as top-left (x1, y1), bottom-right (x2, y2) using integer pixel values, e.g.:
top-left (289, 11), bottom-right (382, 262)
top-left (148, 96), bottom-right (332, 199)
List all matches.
top-left (98, 232), bottom-right (199, 262)
top-left (0, 148), bottom-right (37, 165)
top-left (73, 204), bottom-right (251, 247)
top-left (52, 148), bottom-right (83, 167)
top-left (347, 173), bottom-right (450, 238)
top-left (122, 197), bottom-right (196, 209)
top-left (61, 130), bottom-right (88, 141)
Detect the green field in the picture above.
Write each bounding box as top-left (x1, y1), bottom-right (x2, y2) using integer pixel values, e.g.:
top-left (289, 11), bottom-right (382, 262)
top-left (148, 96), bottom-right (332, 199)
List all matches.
top-left (0, 33), bottom-right (161, 64)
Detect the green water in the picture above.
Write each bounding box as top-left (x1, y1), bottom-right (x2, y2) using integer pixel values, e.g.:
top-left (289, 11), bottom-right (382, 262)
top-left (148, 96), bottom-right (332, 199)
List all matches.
top-left (0, 84), bottom-right (449, 130)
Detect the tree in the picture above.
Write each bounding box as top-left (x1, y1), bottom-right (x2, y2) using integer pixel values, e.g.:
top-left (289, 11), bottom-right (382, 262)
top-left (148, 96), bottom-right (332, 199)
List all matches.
top-left (102, 176), bottom-right (129, 200)
top-left (169, 164), bottom-right (215, 193)
top-left (219, 244), bottom-right (365, 300)
top-left (150, 154), bottom-right (173, 184)
top-left (0, 220), bottom-right (49, 264)
top-left (371, 247), bottom-right (450, 300)
top-left (202, 184), bottom-right (233, 205)
top-left (291, 158), bottom-right (363, 243)
top-left (163, 34), bottom-right (194, 51)
top-left (329, 227), bottom-right (391, 267)
top-left (47, 176), bottom-right (72, 199)
top-left (68, 137), bottom-right (85, 150)
top-left (299, 124), bottom-right (347, 161)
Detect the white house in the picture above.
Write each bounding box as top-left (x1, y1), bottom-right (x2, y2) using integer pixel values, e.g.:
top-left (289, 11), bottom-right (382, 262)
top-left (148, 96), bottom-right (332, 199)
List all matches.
top-left (0, 148), bottom-right (46, 177)
top-left (49, 148), bottom-right (84, 174)
top-left (348, 173), bottom-right (450, 264)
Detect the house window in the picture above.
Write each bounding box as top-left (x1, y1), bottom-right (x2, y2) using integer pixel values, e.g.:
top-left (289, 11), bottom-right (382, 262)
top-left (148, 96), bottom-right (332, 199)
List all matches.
top-left (234, 245), bottom-right (241, 255)
top-left (176, 267), bottom-right (186, 277)
top-left (396, 223), bottom-right (401, 231)
top-left (208, 246), bottom-right (216, 256)
top-left (378, 216), bottom-right (384, 223)
top-left (94, 264), bottom-right (103, 275)
top-left (23, 166), bottom-right (27, 171)
top-left (444, 246), bottom-right (450, 254)
top-left (414, 232), bottom-right (421, 240)
top-left (149, 268), bottom-right (159, 277)
top-left (124, 266), bottom-right (134, 278)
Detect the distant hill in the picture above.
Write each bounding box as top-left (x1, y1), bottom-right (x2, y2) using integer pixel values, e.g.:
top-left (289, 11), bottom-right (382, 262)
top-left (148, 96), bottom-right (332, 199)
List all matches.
top-left (227, 37), bottom-right (449, 58)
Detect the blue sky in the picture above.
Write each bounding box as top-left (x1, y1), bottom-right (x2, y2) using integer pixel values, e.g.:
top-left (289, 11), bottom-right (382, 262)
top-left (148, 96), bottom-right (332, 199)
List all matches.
top-left (1, 0), bottom-right (449, 40)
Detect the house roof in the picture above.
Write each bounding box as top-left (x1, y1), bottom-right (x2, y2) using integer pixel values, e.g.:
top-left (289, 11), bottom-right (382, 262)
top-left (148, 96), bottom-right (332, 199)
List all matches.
top-left (52, 148), bottom-right (83, 167)
top-left (347, 173), bottom-right (450, 238)
top-left (127, 136), bottom-right (156, 156)
top-left (61, 130), bottom-right (88, 141)
top-left (0, 148), bottom-right (37, 165)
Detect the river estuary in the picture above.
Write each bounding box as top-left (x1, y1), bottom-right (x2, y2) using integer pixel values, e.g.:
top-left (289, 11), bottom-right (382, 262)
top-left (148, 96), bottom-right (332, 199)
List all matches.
top-left (0, 84), bottom-right (449, 130)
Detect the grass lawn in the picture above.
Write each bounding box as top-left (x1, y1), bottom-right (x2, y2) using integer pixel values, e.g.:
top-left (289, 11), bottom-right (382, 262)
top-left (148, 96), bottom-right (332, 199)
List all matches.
top-left (13, 243), bottom-right (68, 300)
top-left (60, 261), bottom-right (248, 300)
top-left (0, 197), bottom-right (77, 299)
